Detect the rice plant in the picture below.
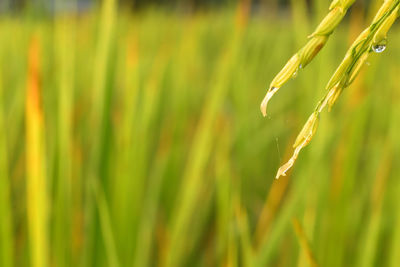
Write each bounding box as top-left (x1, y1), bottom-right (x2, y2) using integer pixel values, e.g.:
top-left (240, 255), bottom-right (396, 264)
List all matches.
top-left (263, 0), bottom-right (400, 179)
top-left (0, 0), bottom-right (400, 266)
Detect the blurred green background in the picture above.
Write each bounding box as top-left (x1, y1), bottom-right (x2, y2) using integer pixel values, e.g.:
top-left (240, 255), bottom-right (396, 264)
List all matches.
top-left (1, 0), bottom-right (400, 266)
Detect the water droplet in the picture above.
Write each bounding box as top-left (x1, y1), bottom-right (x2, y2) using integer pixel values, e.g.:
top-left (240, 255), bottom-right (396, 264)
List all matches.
top-left (372, 39), bottom-right (387, 53)
top-left (372, 44), bottom-right (386, 53)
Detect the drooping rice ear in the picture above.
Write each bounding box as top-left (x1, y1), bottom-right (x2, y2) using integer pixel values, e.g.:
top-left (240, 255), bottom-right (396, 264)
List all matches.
top-left (261, 0), bottom-right (355, 117)
top-left (274, 0), bottom-right (400, 179)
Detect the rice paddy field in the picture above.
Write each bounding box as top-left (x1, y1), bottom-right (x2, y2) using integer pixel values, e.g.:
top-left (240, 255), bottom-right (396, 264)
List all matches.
top-left (2, 0), bottom-right (400, 266)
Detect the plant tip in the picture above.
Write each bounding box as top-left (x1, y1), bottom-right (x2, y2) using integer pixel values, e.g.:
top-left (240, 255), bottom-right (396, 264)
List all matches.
top-left (275, 159), bottom-right (293, 179)
top-left (260, 87), bottom-right (278, 117)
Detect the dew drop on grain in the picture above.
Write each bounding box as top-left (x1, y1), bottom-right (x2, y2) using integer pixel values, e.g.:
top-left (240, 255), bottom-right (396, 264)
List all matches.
top-left (372, 39), bottom-right (387, 53)
top-left (372, 44), bottom-right (386, 53)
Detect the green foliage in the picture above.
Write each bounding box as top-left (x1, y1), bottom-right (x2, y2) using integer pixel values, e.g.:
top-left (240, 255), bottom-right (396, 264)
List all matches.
top-left (0, 1), bottom-right (400, 266)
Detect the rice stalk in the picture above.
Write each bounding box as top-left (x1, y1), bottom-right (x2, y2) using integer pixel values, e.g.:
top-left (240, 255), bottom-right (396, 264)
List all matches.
top-left (0, 58), bottom-right (14, 267)
top-left (275, 0), bottom-right (400, 179)
top-left (54, 14), bottom-right (75, 267)
top-left (133, 156), bottom-right (166, 267)
top-left (357, 143), bottom-right (392, 267)
top-left (292, 218), bottom-right (318, 267)
top-left (26, 34), bottom-right (49, 267)
top-left (112, 31), bottom-right (140, 266)
top-left (91, 180), bottom-right (120, 267)
top-left (388, 66), bottom-right (400, 267)
top-left (234, 198), bottom-right (253, 266)
top-left (215, 122), bottom-right (234, 265)
top-left (260, 0), bottom-right (356, 116)
top-left (83, 0), bottom-right (116, 264)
